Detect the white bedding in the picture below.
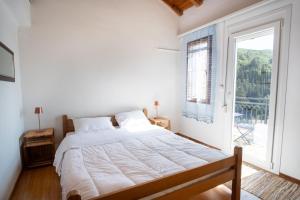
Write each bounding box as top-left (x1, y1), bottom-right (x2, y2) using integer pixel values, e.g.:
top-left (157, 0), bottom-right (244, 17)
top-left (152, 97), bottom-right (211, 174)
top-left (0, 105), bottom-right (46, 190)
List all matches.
top-left (54, 125), bottom-right (228, 200)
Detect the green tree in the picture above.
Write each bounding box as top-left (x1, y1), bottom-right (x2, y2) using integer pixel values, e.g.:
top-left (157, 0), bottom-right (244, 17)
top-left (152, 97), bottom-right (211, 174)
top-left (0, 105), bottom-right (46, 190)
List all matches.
top-left (235, 48), bottom-right (272, 122)
top-left (236, 48), bottom-right (272, 99)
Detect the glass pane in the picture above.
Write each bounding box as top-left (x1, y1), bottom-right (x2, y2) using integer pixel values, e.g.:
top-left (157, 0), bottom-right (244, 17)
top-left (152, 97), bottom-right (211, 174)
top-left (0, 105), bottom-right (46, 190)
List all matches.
top-left (232, 29), bottom-right (274, 162)
top-left (187, 37), bottom-right (210, 103)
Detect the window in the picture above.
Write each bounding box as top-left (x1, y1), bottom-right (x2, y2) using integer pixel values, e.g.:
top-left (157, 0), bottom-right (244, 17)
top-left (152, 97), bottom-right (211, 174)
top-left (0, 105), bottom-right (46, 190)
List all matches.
top-left (186, 35), bottom-right (212, 104)
top-left (182, 25), bottom-right (216, 123)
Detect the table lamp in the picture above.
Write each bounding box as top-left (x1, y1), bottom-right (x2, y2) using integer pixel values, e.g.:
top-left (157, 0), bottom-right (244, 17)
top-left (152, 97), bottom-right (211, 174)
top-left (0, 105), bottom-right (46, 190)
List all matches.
top-left (154, 100), bottom-right (159, 119)
top-left (34, 107), bottom-right (43, 132)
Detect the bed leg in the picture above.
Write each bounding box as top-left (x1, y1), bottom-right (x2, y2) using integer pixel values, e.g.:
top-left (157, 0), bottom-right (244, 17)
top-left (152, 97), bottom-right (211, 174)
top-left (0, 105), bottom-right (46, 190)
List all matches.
top-left (67, 190), bottom-right (81, 200)
top-left (232, 146), bottom-right (242, 200)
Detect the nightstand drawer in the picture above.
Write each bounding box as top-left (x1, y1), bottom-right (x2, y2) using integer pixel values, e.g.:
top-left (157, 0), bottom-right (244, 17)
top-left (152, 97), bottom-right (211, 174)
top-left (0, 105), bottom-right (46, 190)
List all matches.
top-left (24, 139), bottom-right (53, 148)
top-left (149, 117), bottom-right (171, 130)
top-left (24, 135), bottom-right (54, 147)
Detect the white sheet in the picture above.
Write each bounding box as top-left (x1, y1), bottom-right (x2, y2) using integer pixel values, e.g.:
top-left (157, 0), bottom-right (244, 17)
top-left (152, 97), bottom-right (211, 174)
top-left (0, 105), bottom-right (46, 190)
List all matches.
top-left (54, 125), bottom-right (228, 200)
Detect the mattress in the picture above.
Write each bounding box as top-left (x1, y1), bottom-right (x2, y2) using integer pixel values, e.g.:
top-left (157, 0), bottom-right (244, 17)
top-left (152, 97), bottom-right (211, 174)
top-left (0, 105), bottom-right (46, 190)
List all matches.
top-left (54, 126), bottom-right (228, 200)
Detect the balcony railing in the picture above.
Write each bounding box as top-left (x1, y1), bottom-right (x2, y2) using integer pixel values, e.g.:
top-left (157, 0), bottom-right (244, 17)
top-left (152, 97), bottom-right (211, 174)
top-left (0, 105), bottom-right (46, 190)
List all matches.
top-left (233, 96), bottom-right (269, 145)
top-left (235, 96), bottom-right (269, 125)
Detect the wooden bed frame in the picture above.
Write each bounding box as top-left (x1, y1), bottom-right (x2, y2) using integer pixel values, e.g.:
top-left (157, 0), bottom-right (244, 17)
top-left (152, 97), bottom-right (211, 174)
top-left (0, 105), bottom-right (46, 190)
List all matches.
top-left (62, 109), bottom-right (242, 200)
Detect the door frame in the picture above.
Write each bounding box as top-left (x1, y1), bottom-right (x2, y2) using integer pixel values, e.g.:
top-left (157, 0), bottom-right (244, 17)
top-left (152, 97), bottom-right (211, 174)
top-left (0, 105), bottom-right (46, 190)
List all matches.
top-left (225, 21), bottom-right (281, 171)
top-left (222, 5), bottom-right (292, 174)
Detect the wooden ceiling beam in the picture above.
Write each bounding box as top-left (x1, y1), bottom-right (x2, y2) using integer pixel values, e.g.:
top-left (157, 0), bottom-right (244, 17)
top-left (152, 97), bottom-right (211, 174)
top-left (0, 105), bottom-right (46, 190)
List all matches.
top-left (162, 0), bottom-right (183, 16)
top-left (189, 0), bottom-right (203, 7)
top-left (161, 0), bottom-right (204, 16)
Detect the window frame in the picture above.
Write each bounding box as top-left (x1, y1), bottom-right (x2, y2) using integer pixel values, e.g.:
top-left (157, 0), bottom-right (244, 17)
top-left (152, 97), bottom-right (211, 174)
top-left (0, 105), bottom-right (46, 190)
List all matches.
top-left (186, 35), bottom-right (213, 104)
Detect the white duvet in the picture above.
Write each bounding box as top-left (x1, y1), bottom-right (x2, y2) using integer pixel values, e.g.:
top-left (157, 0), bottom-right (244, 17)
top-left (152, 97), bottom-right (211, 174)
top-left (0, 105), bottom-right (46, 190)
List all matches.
top-left (54, 126), bottom-right (227, 200)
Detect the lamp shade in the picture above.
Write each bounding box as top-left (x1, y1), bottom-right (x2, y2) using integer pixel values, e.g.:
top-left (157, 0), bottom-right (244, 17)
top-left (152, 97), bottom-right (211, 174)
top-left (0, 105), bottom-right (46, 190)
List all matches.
top-left (154, 101), bottom-right (159, 107)
top-left (34, 107), bottom-right (43, 114)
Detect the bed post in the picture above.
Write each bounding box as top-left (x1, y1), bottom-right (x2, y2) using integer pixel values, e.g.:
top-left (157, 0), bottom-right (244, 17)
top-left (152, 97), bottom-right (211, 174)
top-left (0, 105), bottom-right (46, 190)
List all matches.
top-left (143, 108), bottom-right (148, 118)
top-left (63, 115), bottom-right (68, 137)
top-left (67, 190), bottom-right (81, 200)
top-left (232, 146), bottom-right (242, 200)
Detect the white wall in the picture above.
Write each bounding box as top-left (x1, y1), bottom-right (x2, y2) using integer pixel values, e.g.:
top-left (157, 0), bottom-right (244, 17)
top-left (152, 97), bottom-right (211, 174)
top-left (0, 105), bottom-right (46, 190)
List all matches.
top-left (19, 0), bottom-right (180, 143)
top-left (178, 0), bottom-right (300, 180)
top-left (0, 2), bottom-right (25, 199)
top-left (179, 0), bottom-right (262, 33)
top-left (280, 0), bottom-right (300, 180)
top-left (3, 0), bottom-right (31, 27)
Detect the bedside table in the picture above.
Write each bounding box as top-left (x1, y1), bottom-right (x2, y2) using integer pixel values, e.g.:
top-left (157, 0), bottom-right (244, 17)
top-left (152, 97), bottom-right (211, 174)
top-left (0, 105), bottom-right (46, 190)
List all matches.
top-left (149, 117), bottom-right (171, 130)
top-left (22, 128), bottom-right (55, 168)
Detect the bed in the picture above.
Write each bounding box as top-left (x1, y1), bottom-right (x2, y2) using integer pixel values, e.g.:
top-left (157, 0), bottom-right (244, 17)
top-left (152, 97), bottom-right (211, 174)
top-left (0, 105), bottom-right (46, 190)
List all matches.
top-left (55, 109), bottom-right (242, 200)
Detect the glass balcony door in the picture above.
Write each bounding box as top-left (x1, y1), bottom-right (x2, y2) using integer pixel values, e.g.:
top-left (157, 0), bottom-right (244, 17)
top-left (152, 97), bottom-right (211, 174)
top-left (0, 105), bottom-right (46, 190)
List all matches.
top-left (227, 22), bottom-right (281, 171)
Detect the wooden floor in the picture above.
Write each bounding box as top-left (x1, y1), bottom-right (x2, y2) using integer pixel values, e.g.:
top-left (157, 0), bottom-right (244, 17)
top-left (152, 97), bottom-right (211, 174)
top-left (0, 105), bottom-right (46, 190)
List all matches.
top-left (10, 166), bottom-right (61, 200)
top-left (10, 166), bottom-right (235, 200)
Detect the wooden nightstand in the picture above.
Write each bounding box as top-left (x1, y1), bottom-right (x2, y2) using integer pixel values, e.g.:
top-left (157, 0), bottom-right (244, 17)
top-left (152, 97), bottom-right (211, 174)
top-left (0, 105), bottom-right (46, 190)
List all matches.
top-left (149, 117), bottom-right (171, 130)
top-left (22, 128), bottom-right (55, 168)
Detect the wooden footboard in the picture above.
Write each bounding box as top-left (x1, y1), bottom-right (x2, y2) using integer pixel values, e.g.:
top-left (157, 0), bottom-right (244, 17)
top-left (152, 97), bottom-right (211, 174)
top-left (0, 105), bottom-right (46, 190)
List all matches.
top-left (67, 146), bottom-right (242, 200)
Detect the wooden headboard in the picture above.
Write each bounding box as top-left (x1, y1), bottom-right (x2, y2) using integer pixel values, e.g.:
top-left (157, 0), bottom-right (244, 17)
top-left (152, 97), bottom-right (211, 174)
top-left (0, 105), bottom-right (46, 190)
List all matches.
top-left (62, 108), bottom-right (148, 137)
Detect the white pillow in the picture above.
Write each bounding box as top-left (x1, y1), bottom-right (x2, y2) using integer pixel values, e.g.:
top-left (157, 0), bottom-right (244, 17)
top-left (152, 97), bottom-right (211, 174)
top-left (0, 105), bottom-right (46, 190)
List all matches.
top-left (115, 110), bottom-right (151, 129)
top-left (73, 117), bottom-right (115, 132)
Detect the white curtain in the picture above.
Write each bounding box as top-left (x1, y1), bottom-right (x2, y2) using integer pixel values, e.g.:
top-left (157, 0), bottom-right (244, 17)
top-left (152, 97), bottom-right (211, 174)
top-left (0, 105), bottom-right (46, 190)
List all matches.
top-left (181, 25), bottom-right (218, 123)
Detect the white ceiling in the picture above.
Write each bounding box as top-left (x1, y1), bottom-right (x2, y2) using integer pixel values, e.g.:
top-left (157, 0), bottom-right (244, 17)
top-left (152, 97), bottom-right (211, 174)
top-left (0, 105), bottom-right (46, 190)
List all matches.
top-left (3, 0), bottom-right (31, 27)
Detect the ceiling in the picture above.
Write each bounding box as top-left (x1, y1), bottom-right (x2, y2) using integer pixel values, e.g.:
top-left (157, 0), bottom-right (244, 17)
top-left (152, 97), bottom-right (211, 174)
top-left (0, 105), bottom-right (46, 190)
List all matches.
top-left (2, 0), bottom-right (31, 26)
top-left (161, 0), bottom-right (203, 16)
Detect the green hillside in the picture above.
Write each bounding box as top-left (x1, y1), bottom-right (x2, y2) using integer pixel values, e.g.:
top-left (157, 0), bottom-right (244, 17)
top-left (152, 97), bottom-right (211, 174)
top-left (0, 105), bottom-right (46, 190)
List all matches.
top-left (235, 48), bottom-right (273, 99)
